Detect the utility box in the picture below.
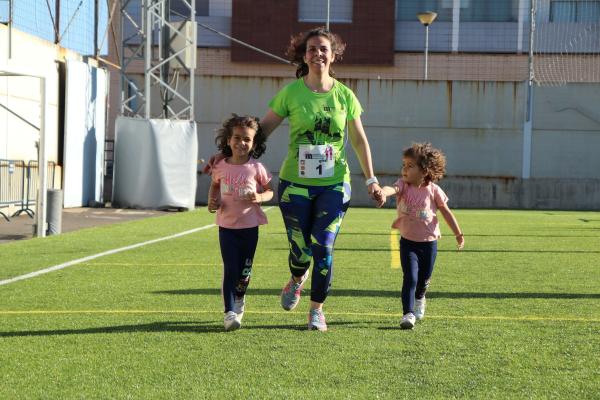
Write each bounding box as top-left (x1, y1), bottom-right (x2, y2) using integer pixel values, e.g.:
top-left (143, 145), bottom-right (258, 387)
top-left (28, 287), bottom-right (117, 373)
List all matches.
top-left (169, 20), bottom-right (197, 70)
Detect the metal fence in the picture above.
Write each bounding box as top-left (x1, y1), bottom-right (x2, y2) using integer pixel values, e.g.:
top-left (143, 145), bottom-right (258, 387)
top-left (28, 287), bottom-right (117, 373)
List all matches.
top-left (0, 160), bottom-right (58, 221)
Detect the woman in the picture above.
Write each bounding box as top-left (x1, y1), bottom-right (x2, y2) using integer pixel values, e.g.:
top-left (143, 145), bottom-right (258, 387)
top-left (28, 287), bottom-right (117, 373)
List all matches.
top-left (258, 27), bottom-right (383, 331)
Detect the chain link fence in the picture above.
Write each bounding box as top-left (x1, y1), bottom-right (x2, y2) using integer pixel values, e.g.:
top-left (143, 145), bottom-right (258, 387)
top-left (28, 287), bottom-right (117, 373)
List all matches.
top-left (0, 0), bottom-right (109, 56)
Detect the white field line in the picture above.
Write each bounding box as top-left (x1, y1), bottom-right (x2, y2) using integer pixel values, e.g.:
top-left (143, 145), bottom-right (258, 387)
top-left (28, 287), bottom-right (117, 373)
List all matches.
top-left (0, 224), bottom-right (216, 286)
top-left (0, 207), bottom-right (276, 287)
top-left (0, 309), bottom-right (599, 323)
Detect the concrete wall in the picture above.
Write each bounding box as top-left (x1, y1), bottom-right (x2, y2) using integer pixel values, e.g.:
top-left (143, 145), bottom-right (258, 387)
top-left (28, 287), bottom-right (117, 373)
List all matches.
top-left (190, 76), bottom-right (600, 210)
top-left (0, 24), bottom-right (82, 163)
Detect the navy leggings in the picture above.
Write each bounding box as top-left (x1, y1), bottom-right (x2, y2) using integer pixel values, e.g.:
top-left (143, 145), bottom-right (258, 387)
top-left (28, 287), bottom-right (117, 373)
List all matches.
top-left (400, 237), bottom-right (437, 314)
top-left (278, 179), bottom-right (351, 303)
top-left (219, 226), bottom-right (258, 313)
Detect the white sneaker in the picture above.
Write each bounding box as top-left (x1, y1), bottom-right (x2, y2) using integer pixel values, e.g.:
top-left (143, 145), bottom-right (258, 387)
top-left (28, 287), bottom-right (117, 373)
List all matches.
top-left (224, 311), bottom-right (241, 331)
top-left (400, 312), bottom-right (416, 329)
top-left (414, 297), bottom-right (426, 320)
top-left (233, 296), bottom-right (245, 323)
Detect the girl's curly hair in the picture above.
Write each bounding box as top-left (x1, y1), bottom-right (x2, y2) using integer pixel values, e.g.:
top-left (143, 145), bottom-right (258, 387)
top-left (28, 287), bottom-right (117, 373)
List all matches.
top-left (403, 142), bottom-right (447, 183)
top-left (215, 114), bottom-right (267, 159)
top-left (285, 27), bottom-right (346, 79)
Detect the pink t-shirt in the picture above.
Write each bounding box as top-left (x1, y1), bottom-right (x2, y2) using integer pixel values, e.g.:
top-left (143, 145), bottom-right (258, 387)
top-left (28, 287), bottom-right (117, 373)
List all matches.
top-left (212, 158), bottom-right (272, 229)
top-left (391, 179), bottom-right (449, 242)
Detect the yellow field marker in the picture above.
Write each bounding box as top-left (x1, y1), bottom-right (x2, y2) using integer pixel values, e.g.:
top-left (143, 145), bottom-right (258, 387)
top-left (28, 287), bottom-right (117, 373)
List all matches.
top-left (390, 230), bottom-right (400, 269)
top-left (1, 309), bottom-right (598, 323)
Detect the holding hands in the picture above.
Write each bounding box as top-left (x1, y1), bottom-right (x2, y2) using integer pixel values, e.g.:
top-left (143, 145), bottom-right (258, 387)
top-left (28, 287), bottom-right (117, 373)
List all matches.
top-left (368, 183), bottom-right (385, 208)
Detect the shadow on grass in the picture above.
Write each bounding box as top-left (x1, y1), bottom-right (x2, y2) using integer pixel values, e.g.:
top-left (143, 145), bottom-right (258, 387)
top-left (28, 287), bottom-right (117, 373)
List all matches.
top-left (0, 234), bottom-right (29, 240)
top-left (0, 321), bottom-right (353, 338)
top-left (269, 247), bottom-right (600, 254)
top-left (153, 288), bottom-right (600, 299)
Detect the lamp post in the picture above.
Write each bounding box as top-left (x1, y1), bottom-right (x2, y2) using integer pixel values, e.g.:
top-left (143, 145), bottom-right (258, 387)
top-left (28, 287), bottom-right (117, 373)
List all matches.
top-left (417, 11), bottom-right (438, 80)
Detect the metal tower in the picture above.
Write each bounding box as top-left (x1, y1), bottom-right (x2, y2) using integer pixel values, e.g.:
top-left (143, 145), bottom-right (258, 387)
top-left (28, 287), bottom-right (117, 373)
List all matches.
top-left (120, 0), bottom-right (196, 120)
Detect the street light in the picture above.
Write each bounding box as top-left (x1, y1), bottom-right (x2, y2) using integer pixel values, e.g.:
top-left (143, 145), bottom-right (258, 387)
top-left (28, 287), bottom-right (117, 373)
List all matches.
top-left (417, 11), bottom-right (437, 80)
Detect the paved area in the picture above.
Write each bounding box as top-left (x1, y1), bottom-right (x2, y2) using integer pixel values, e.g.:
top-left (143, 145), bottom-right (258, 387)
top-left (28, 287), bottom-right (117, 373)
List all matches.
top-left (0, 207), bottom-right (170, 244)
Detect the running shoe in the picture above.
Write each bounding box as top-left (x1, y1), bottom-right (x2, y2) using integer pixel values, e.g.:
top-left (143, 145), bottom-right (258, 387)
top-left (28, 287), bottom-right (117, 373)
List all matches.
top-left (223, 311), bottom-right (241, 331)
top-left (400, 312), bottom-right (416, 330)
top-left (414, 297), bottom-right (426, 320)
top-left (308, 308), bottom-right (327, 332)
top-left (280, 271), bottom-right (309, 311)
top-left (233, 296), bottom-right (245, 323)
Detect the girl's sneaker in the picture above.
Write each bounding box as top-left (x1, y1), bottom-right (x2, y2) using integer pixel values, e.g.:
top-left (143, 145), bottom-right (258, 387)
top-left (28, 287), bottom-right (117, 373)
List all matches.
top-left (224, 311), bottom-right (241, 331)
top-left (308, 308), bottom-right (327, 331)
top-left (233, 296), bottom-right (245, 323)
top-left (400, 312), bottom-right (416, 329)
top-left (280, 271), bottom-right (309, 311)
top-left (414, 297), bottom-right (426, 320)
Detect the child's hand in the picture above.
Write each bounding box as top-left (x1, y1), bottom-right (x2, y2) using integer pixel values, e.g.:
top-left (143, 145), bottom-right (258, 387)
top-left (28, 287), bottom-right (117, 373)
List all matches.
top-left (207, 196), bottom-right (220, 213)
top-left (240, 191), bottom-right (262, 203)
top-left (373, 190), bottom-right (387, 208)
top-left (369, 184), bottom-right (385, 208)
top-left (455, 233), bottom-right (465, 250)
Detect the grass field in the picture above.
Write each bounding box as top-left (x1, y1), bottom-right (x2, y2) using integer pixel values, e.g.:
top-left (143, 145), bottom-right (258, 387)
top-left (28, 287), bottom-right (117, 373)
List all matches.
top-left (1, 208), bottom-right (599, 399)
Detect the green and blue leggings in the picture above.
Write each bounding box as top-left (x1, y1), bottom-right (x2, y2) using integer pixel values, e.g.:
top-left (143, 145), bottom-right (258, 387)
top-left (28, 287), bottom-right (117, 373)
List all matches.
top-left (278, 179), bottom-right (351, 303)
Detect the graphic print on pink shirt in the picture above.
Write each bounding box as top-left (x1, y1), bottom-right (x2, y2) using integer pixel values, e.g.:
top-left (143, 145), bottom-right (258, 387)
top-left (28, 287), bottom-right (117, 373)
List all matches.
top-left (212, 158), bottom-right (272, 229)
top-left (392, 179), bottom-right (449, 242)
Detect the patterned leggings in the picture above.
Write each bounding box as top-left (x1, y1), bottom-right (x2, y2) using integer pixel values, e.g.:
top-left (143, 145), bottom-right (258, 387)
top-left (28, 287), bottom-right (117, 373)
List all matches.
top-left (219, 226), bottom-right (258, 313)
top-left (278, 179), bottom-right (351, 303)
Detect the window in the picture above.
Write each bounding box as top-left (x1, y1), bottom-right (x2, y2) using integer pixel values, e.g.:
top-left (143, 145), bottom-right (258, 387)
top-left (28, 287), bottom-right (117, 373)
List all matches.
top-left (460, 0), bottom-right (520, 22)
top-left (299, 0), bottom-right (353, 23)
top-left (550, 1), bottom-right (600, 22)
top-left (171, 0), bottom-right (209, 17)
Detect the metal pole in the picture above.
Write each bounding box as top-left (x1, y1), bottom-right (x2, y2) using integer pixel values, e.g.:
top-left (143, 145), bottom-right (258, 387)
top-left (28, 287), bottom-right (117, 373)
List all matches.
top-left (189, 0), bottom-right (195, 119)
top-left (161, 0), bottom-right (171, 118)
top-left (424, 25), bottom-right (429, 80)
top-left (94, 0), bottom-right (99, 58)
top-left (8, 0), bottom-right (12, 58)
top-left (36, 78), bottom-right (48, 238)
top-left (55, 0), bottom-right (61, 44)
top-left (144, 0), bottom-right (151, 119)
top-left (326, 0), bottom-right (330, 31)
top-left (522, 0), bottom-right (536, 179)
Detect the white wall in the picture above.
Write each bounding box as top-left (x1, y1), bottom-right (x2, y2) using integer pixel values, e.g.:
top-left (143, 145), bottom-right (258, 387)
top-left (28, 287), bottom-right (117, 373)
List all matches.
top-left (188, 76), bottom-right (600, 209)
top-left (0, 24), bottom-right (66, 163)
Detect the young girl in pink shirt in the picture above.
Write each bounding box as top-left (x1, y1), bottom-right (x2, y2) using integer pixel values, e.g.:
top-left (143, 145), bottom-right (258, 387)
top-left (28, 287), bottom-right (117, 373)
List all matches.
top-left (380, 143), bottom-right (464, 329)
top-left (208, 114), bottom-right (273, 331)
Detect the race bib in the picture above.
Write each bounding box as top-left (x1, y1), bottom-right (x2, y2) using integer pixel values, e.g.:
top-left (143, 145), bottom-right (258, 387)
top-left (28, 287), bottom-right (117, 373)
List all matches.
top-left (298, 144), bottom-right (335, 178)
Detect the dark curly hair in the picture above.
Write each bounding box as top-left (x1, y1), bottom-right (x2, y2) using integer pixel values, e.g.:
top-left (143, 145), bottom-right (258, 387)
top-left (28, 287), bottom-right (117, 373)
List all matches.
top-left (403, 142), bottom-right (447, 183)
top-left (285, 27), bottom-right (346, 78)
top-left (215, 114), bottom-right (266, 159)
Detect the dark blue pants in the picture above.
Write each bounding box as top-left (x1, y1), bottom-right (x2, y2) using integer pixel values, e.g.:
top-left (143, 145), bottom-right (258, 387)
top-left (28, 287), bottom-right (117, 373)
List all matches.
top-left (278, 179), bottom-right (351, 303)
top-left (400, 237), bottom-right (437, 314)
top-left (219, 226), bottom-right (258, 313)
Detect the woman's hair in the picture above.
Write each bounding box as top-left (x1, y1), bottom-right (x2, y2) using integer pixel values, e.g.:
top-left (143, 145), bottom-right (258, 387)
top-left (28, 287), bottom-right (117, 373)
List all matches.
top-left (285, 27), bottom-right (346, 78)
top-left (403, 142), bottom-right (447, 183)
top-left (215, 114), bottom-right (267, 159)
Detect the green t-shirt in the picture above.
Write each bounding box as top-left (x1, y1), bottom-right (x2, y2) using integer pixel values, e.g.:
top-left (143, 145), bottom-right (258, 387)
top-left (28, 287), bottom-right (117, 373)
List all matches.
top-left (268, 78), bottom-right (363, 186)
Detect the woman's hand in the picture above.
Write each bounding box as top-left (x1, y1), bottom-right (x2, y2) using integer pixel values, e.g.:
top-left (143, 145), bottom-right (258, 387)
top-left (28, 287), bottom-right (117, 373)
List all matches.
top-left (369, 183), bottom-right (385, 208)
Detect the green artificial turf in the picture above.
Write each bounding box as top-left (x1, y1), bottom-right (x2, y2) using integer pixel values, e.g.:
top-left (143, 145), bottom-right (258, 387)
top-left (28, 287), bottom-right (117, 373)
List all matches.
top-left (1, 208), bottom-right (599, 399)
